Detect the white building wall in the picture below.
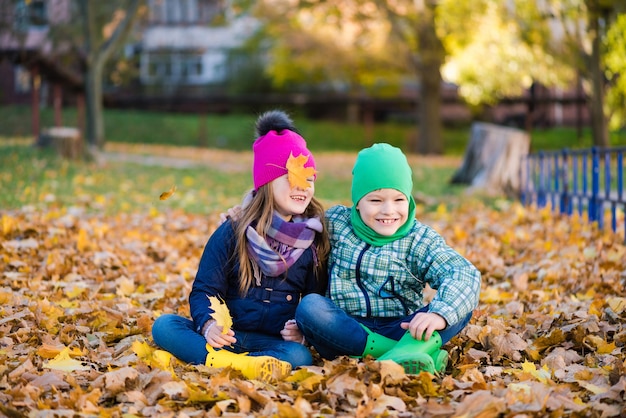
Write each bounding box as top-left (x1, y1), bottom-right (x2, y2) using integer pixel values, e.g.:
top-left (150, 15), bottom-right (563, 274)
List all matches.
top-left (139, 16), bottom-right (260, 85)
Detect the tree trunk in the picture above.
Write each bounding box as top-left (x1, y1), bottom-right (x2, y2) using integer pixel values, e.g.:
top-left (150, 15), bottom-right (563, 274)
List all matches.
top-left (417, 61), bottom-right (443, 154)
top-left (588, 7), bottom-right (609, 147)
top-left (84, 60), bottom-right (105, 152)
top-left (30, 65), bottom-right (40, 140)
top-left (79, 0), bottom-right (142, 157)
top-left (412, 0), bottom-right (444, 155)
top-left (451, 122), bottom-right (530, 197)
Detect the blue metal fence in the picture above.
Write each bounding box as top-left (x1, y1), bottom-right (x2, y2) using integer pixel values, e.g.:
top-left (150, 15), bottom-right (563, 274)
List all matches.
top-left (521, 146), bottom-right (626, 241)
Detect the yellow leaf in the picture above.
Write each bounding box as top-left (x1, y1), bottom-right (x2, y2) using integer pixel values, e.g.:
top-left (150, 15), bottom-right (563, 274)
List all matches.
top-left (43, 347), bottom-right (90, 372)
top-left (116, 276), bottom-right (135, 297)
top-left (480, 286), bottom-right (513, 303)
top-left (152, 350), bottom-right (174, 371)
top-left (208, 296), bottom-right (233, 334)
top-left (76, 228), bottom-right (90, 252)
top-left (286, 152), bottom-right (316, 190)
top-left (65, 285), bottom-right (87, 299)
top-left (586, 335), bottom-right (616, 354)
top-left (37, 344), bottom-right (83, 359)
top-left (131, 340), bottom-right (152, 360)
top-left (2, 214), bottom-right (16, 235)
top-left (525, 347), bottom-right (541, 361)
top-left (160, 185), bottom-right (177, 200)
top-left (520, 361), bottom-right (551, 383)
top-left (286, 368), bottom-right (324, 391)
top-left (132, 341), bottom-right (175, 375)
top-left (607, 297), bottom-right (626, 314)
top-left (583, 246), bottom-right (597, 260)
top-left (576, 380), bottom-right (609, 395)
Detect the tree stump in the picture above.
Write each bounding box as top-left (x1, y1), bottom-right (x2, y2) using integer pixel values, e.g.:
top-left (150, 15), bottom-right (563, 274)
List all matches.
top-left (450, 122), bottom-right (530, 196)
top-left (38, 127), bottom-right (83, 159)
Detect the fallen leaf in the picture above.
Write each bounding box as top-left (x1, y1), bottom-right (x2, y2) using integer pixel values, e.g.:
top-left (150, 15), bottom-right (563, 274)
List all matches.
top-left (43, 347), bottom-right (91, 372)
top-left (159, 185), bottom-right (177, 200)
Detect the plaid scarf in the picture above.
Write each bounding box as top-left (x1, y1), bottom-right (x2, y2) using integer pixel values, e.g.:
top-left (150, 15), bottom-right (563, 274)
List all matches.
top-left (246, 213), bottom-right (322, 284)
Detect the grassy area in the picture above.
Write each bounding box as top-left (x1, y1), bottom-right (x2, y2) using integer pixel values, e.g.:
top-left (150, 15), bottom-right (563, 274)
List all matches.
top-left (2, 105), bottom-right (624, 154)
top-left (0, 144), bottom-right (250, 215)
top-left (0, 142), bottom-right (467, 215)
top-left (2, 104), bottom-right (621, 215)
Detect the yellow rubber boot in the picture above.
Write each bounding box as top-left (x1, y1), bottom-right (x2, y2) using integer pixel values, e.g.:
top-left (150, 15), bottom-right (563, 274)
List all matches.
top-left (205, 345), bottom-right (292, 383)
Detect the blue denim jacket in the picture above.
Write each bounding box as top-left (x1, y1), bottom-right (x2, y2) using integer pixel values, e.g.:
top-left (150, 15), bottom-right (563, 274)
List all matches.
top-left (189, 220), bottom-right (324, 335)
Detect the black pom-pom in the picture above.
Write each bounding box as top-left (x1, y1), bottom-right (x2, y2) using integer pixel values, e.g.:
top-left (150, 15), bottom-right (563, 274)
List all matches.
top-left (255, 110), bottom-right (299, 137)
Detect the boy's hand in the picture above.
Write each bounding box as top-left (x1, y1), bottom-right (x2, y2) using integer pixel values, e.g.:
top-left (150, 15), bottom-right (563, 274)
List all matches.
top-left (218, 189), bottom-right (254, 225)
top-left (401, 312), bottom-right (446, 341)
top-left (218, 205), bottom-right (243, 225)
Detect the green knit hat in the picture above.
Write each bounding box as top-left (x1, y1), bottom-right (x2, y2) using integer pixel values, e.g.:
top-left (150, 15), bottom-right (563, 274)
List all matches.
top-left (350, 143), bottom-right (416, 246)
top-left (351, 143), bottom-right (414, 204)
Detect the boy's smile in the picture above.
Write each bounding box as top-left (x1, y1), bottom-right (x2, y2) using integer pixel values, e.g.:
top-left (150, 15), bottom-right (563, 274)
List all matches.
top-left (356, 188), bottom-right (409, 235)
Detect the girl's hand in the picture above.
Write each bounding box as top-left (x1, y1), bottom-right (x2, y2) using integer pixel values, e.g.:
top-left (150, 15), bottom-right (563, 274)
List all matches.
top-left (401, 312), bottom-right (446, 341)
top-left (203, 320), bottom-right (237, 348)
top-left (280, 319), bottom-right (306, 345)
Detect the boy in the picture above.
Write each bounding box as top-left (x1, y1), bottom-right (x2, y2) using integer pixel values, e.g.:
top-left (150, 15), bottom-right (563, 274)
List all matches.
top-left (295, 143), bottom-right (481, 374)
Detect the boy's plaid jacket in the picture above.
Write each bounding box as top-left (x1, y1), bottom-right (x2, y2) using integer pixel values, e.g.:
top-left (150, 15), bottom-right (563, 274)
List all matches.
top-left (326, 205), bottom-right (481, 327)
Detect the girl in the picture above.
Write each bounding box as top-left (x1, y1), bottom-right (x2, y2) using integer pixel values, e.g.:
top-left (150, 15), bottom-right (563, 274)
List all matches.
top-left (152, 110), bottom-right (329, 383)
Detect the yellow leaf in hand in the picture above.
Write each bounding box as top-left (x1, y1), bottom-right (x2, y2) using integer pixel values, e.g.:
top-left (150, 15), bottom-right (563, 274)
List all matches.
top-left (208, 295), bottom-right (233, 334)
top-left (286, 153), bottom-right (316, 190)
top-left (159, 185), bottom-right (177, 200)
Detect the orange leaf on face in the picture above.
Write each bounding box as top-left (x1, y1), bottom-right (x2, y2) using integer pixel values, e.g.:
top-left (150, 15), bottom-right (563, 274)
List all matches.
top-left (286, 152), bottom-right (316, 190)
top-left (159, 185), bottom-right (177, 200)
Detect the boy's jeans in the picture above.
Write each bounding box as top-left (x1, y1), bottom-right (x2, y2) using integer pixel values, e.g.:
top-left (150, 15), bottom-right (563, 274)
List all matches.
top-left (295, 293), bottom-right (473, 360)
top-left (151, 314), bottom-right (313, 368)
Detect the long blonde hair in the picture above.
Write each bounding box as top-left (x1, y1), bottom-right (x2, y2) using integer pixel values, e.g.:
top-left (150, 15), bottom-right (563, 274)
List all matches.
top-left (234, 186), bottom-right (329, 296)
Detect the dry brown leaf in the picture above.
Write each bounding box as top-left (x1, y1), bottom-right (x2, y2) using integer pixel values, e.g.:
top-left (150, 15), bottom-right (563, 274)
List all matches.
top-left (159, 185), bottom-right (177, 200)
top-left (1, 195), bottom-right (625, 417)
top-left (452, 390), bottom-right (507, 417)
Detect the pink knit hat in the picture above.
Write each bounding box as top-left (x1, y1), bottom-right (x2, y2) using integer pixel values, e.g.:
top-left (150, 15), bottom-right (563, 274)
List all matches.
top-left (252, 129), bottom-right (316, 190)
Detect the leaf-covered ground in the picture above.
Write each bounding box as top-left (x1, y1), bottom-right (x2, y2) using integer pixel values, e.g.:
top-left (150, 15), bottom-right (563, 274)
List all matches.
top-left (1, 145), bottom-right (625, 417)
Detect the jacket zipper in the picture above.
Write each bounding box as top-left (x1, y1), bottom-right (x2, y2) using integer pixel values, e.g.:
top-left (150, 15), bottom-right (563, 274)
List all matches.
top-left (355, 244), bottom-right (371, 317)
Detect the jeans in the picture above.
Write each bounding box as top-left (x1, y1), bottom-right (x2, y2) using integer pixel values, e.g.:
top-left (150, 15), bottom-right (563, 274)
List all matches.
top-left (295, 293), bottom-right (473, 360)
top-left (151, 314), bottom-right (313, 368)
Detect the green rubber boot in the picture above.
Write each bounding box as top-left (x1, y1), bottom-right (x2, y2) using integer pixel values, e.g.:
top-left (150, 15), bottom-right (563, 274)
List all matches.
top-left (377, 331), bottom-right (448, 374)
top-left (359, 324), bottom-right (398, 359)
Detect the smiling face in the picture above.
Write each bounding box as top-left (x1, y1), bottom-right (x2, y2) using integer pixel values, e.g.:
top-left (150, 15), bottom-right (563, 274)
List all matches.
top-left (355, 188), bottom-right (409, 236)
top-left (271, 173), bottom-right (315, 220)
